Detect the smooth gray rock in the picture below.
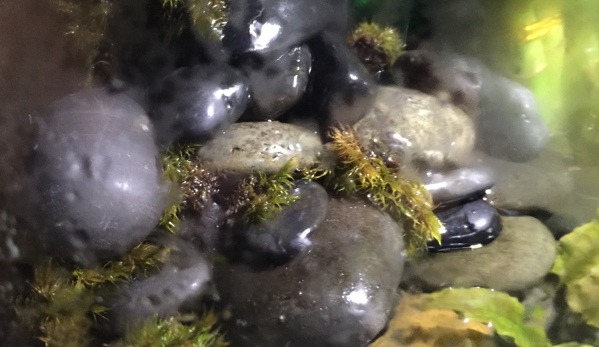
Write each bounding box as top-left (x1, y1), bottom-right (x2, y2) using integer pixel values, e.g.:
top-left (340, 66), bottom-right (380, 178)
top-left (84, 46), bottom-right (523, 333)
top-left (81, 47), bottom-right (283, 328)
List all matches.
top-left (404, 216), bottom-right (557, 292)
top-left (478, 72), bottom-right (549, 162)
top-left (355, 86), bottom-right (476, 169)
top-left (197, 121), bottom-right (324, 174)
top-left (25, 88), bottom-right (165, 265)
top-left (215, 198), bottom-right (405, 347)
top-left (105, 236), bottom-right (212, 336)
top-left (422, 165), bottom-right (496, 206)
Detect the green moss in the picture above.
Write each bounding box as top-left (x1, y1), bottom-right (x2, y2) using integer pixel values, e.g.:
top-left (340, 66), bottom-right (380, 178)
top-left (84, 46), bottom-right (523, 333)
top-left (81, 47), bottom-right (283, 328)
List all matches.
top-left (305, 127), bottom-right (441, 256)
top-left (347, 21), bottom-right (403, 73)
top-left (110, 312), bottom-right (228, 347)
top-left (161, 0), bottom-right (228, 40)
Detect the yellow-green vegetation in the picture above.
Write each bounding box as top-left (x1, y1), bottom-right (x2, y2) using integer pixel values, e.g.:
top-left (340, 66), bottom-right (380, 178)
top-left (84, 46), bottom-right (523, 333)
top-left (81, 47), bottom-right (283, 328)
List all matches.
top-left (160, 144), bottom-right (216, 233)
top-left (110, 313), bottom-right (228, 347)
top-left (312, 127), bottom-right (441, 256)
top-left (161, 0), bottom-right (228, 40)
top-left (347, 21), bottom-right (403, 73)
top-left (552, 209), bottom-right (599, 328)
top-left (17, 243), bottom-right (171, 347)
top-left (237, 158), bottom-right (301, 225)
top-left (52, 0), bottom-right (112, 78)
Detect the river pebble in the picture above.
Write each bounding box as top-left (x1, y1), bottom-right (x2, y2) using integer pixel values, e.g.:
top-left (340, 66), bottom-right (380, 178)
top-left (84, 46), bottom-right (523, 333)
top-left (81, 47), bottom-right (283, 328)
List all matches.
top-left (104, 236), bottom-right (212, 336)
top-left (24, 88), bottom-right (165, 266)
top-left (197, 121), bottom-right (323, 173)
top-left (215, 198), bottom-right (405, 347)
top-left (148, 64), bottom-right (249, 146)
top-left (355, 86), bottom-right (476, 169)
top-left (404, 216), bottom-right (557, 292)
top-left (422, 165), bottom-right (496, 206)
top-left (429, 199), bottom-right (502, 252)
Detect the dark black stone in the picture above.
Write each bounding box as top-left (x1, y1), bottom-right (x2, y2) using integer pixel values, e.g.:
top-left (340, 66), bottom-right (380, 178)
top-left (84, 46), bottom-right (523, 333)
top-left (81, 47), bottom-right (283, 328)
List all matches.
top-left (148, 64), bottom-right (249, 145)
top-left (22, 88), bottom-right (165, 266)
top-left (422, 166), bottom-right (496, 207)
top-left (428, 199), bottom-right (502, 252)
top-left (234, 181), bottom-right (328, 265)
top-left (223, 0), bottom-right (348, 55)
top-left (239, 45), bottom-right (312, 120)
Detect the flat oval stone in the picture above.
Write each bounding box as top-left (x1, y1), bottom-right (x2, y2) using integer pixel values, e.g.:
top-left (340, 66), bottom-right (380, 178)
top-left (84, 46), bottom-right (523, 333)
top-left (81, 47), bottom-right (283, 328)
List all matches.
top-left (235, 181), bottom-right (328, 265)
top-left (104, 236), bottom-right (212, 336)
top-left (241, 45), bottom-right (312, 120)
top-left (405, 216), bottom-right (557, 292)
top-left (148, 64), bottom-right (249, 146)
top-left (197, 121), bottom-right (324, 174)
top-left (26, 88), bottom-right (165, 265)
top-left (478, 72), bottom-right (549, 162)
top-left (428, 199), bottom-right (502, 252)
top-left (422, 166), bottom-right (496, 206)
top-left (355, 86), bottom-right (476, 169)
top-left (215, 198), bottom-right (405, 347)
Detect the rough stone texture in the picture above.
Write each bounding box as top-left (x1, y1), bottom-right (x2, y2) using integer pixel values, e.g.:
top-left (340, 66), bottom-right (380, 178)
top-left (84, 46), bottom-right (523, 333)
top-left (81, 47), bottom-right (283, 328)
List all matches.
top-left (215, 198), bottom-right (405, 347)
top-left (404, 216), bottom-right (557, 292)
top-left (0, 0), bottom-right (86, 209)
top-left (355, 86), bottom-right (476, 169)
top-left (197, 121), bottom-right (324, 174)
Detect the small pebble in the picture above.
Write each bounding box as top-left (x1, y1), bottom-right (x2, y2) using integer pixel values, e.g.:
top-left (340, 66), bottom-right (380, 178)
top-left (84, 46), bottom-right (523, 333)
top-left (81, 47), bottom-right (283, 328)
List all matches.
top-left (355, 86), bottom-right (476, 169)
top-left (422, 165), bottom-right (496, 206)
top-left (148, 64), bottom-right (249, 146)
top-left (405, 216), bottom-right (557, 292)
top-left (428, 199), bottom-right (502, 252)
top-left (197, 121), bottom-right (324, 174)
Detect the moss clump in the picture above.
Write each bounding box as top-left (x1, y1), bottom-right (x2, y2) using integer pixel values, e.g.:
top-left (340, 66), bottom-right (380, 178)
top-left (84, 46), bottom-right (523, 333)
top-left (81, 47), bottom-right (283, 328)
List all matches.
top-left (110, 312), bottom-right (228, 347)
top-left (347, 21), bottom-right (403, 73)
top-left (17, 243), bottom-right (171, 347)
top-left (161, 0), bottom-right (228, 40)
top-left (304, 127), bottom-right (441, 256)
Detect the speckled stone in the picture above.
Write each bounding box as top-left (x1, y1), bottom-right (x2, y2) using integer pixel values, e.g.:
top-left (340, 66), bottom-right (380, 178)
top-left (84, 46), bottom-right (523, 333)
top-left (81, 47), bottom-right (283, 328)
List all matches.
top-left (197, 121), bottom-right (323, 173)
top-left (355, 86), bottom-right (476, 169)
top-left (404, 216), bottom-right (557, 292)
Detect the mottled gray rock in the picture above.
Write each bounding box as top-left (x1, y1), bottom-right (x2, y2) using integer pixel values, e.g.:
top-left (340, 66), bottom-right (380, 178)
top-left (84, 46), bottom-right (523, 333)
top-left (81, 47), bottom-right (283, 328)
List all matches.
top-left (404, 216), bottom-right (557, 292)
top-left (355, 86), bottom-right (476, 169)
top-left (215, 198), bottom-right (405, 347)
top-left (24, 88), bottom-right (165, 266)
top-left (197, 121), bottom-right (324, 173)
top-left (478, 73), bottom-right (549, 162)
top-left (105, 236), bottom-right (212, 336)
top-left (421, 165), bottom-right (496, 206)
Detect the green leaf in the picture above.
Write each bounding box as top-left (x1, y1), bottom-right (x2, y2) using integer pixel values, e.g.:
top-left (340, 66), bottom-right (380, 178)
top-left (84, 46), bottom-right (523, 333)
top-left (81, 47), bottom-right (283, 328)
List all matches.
top-left (552, 209), bottom-right (599, 284)
top-left (423, 288), bottom-right (551, 347)
top-left (552, 209), bottom-right (599, 327)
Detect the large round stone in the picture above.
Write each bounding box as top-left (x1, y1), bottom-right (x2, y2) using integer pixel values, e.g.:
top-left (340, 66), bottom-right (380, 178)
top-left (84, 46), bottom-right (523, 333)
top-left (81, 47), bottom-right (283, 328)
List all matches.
top-left (404, 216), bottom-right (557, 292)
top-left (215, 198), bottom-right (405, 347)
top-left (26, 88), bottom-right (165, 265)
top-left (355, 86), bottom-right (476, 169)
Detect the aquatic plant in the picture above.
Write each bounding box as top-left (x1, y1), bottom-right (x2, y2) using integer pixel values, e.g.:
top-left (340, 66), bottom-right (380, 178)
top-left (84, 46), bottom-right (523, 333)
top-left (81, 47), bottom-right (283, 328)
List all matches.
top-left (161, 0), bottom-right (228, 40)
top-left (313, 127), bottom-right (442, 256)
top-left (110, 312), bottom-right (228, 347)
top-left (347, 21), bottom-right (403, 73)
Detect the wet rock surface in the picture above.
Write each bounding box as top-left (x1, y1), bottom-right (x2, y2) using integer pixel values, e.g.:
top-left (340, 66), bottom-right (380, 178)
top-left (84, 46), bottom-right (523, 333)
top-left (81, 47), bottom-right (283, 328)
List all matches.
top-left (355, 86), bottom-right (476, 169)
top-left (23, 88), bottom-right (165, 265)
top-left (197, 121), bottom-right (323, 173)
top-left (215, 198), bottom-right (405, 347)
top-left (428, 199), bottom-right (502, 252)
top-left (421, 165), bottom-right (496, 206)
top-left (104, 236), bottom-right (212, 336)
top-left (228, 181), bottom-right (329, 266)
top-left (405, 216), bottom-right (557, 292)
top-left (240, 45), bottom-right (312, 120)
top-left (148, 64), bottom-right (249, 146)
